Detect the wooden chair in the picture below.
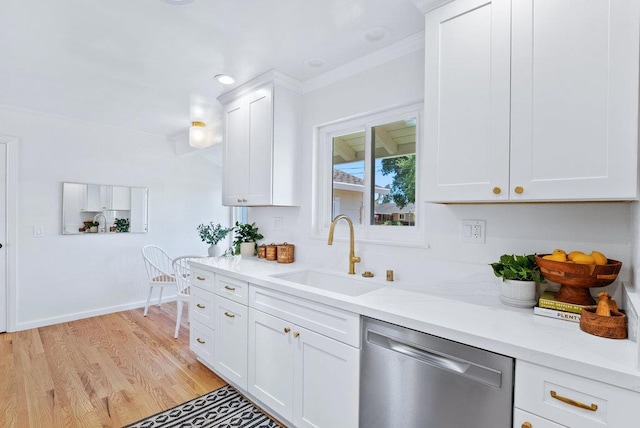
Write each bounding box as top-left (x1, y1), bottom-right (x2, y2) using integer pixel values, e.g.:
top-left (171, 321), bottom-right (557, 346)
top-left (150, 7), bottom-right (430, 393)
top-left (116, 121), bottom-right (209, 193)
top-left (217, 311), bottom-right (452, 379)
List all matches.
top-left (172, 255), bottom-right (200, 338)
top-left (141, 245), bottom-right (176, 317)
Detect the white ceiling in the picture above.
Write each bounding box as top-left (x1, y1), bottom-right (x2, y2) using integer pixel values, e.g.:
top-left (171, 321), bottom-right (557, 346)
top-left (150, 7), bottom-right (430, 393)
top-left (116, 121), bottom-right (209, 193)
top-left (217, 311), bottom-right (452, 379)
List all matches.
top-left (0, 0), bottom-right (424, 138)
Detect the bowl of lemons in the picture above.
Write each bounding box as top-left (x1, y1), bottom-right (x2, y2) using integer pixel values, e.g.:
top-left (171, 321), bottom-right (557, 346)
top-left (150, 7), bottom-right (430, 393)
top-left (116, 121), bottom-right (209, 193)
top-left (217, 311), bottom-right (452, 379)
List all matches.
top-left (535, 250), bottom-right (622, 305)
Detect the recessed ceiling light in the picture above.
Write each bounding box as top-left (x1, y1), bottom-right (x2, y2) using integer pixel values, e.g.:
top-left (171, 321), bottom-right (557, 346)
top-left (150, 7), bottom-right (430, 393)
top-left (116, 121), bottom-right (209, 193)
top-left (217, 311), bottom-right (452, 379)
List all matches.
top-left (214, 74), bottom-right (236, 85)
top-left (159, 0), bottom-right (198, 5)
top-left (304, 58), bottom-right (327, 69)
top-left (360, 26), bottom-right (391, 43)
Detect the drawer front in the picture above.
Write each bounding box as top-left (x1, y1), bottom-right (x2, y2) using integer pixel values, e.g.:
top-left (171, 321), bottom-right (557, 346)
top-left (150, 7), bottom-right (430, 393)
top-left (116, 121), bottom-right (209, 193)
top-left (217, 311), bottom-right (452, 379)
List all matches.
top-left (191, 267), bottom-right (215, 291)
top-left (215, 274), bottom-right (249, 305)
top-left (190, 319), bottom-right (214, 366)
top-left (515, 360), bottom-right (640, 428)
top-left (514, 408), bottom-right (567, 428)
top-left (249, 285), bottom-right (360, 347)
top-left (191, 286), bottom-right (216, 325)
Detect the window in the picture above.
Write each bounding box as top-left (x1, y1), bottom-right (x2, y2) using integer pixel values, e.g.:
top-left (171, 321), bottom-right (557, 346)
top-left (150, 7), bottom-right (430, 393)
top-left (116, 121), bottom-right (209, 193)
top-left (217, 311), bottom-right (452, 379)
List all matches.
top-left (315, 103), bottom-right (424, 244)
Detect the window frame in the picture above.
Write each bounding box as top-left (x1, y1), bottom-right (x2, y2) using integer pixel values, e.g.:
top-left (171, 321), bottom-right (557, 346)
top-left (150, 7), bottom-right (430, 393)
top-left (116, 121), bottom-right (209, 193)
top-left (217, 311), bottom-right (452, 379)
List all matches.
top-left (313, 102), bottom-right (426, 246)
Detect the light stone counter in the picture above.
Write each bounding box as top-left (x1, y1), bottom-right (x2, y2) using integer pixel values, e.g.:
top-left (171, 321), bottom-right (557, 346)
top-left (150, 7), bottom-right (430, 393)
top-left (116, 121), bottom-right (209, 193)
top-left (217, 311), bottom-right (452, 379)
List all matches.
top-left (191, 255), bottom-right (640, 393)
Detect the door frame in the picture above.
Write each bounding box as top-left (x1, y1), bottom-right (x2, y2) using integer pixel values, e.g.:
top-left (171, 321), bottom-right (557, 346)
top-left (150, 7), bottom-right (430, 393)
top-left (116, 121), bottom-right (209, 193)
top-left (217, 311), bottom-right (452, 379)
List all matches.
top-left (0, 134), bottom-right (18, 332)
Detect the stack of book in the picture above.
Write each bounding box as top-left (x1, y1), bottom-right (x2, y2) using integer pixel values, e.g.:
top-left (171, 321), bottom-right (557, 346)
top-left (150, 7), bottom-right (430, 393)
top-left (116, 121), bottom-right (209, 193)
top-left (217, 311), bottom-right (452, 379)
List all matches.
top-left (534, 291), bottom-right (586, 323)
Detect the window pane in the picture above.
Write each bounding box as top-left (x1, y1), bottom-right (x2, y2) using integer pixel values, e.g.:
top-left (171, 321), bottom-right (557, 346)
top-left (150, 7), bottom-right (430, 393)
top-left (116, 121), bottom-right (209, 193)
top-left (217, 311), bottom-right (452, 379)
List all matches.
top-left (332, 131), bottom-right (365, 224)
top-left (371, 118), bottom-right (416, 226)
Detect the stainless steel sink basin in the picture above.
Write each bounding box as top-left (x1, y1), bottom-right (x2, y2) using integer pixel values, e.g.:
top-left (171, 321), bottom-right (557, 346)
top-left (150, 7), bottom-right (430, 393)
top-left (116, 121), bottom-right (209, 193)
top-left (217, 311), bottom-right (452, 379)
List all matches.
top-left (271, 269), bottom-right (385, 296)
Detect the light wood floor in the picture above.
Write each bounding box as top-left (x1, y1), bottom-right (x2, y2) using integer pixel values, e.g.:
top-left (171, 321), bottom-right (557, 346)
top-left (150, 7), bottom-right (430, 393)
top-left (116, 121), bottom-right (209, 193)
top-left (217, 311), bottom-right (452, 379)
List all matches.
top-left (0, 303), bottom-right (226, 427)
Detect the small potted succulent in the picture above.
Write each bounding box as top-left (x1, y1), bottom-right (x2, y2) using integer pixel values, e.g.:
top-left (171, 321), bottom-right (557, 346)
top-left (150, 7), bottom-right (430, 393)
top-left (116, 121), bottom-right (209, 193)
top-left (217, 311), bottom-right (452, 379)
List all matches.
top-left (197, 222), bottom-right (233, 257)
top-left (232, 221), bottom-right (264, 256)
top-left (490, 254), bottom-right (545, 308)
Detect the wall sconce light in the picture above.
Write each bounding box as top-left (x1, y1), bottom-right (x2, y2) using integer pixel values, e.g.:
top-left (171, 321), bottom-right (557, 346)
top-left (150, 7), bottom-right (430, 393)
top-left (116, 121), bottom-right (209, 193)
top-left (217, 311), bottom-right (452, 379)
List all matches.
top-left (189, 121), bottom-right (208, 148)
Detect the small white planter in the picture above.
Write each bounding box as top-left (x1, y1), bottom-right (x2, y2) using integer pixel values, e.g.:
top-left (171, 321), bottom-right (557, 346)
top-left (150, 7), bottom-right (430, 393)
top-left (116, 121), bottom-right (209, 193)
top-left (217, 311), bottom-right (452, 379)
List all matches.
top-left (208, 244), bottom-right (222, 257)
top-left (239, 242), bottom-right (256, 257)
top-left (500, 279), bottom-right (537, 308)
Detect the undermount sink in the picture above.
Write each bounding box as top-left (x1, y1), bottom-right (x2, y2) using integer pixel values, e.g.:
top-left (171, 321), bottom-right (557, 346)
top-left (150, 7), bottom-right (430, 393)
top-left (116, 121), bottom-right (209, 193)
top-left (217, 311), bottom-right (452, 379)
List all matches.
top-left (271, 269), bottom-right (385, 297)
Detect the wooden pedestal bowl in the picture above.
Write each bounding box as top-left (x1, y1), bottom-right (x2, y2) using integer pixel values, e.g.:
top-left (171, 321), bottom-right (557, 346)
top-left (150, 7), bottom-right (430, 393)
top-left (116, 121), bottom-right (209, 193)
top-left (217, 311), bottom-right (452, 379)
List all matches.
top-left (535, 255), bottom-right (622, 305)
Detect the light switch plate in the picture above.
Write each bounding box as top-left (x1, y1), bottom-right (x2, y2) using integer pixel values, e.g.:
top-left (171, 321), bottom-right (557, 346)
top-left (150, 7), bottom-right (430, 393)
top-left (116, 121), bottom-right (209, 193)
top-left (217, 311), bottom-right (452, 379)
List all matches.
top-left (33, 226), bottom-right (44, 238)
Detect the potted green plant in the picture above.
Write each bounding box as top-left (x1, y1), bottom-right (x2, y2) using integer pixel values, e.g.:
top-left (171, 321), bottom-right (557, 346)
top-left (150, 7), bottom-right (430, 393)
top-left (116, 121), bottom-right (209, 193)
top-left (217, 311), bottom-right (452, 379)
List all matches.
top-left (197, 222), bottom-right (233, 257)
top-left (490, 254), bottom-right (546, 308)
top-left (114, 218), bottom-right (130, 233)
top-left (87, 221), bottom-right (99, 233)
top-left (232, 221), bottom-right (264, 256)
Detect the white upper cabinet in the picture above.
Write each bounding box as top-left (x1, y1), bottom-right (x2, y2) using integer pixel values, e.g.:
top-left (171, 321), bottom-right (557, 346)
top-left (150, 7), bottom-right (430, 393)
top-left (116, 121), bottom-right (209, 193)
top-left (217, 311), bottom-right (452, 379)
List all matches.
top-left (218, 70), bottom-right (301, 206)
top-left (422, 0), bottom-right (639, 202)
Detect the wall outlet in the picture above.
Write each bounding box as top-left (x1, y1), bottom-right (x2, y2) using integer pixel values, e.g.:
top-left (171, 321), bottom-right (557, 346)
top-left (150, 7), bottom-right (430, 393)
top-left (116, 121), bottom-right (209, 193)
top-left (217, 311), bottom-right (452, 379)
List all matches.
top-left (460, 220), bottom-right (485, 243)
top-left (33, 226), bottom-right (44, 238)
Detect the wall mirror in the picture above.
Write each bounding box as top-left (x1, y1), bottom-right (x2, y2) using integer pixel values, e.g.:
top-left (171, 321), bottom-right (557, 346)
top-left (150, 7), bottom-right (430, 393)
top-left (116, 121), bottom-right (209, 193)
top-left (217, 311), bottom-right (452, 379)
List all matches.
top-left (62, 182), bottom-right (148, 235)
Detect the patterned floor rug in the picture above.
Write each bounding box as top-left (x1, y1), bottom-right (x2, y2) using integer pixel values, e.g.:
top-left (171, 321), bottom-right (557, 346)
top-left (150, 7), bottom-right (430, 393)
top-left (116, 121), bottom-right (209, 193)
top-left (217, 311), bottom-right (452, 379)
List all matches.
top-left (124, 384), bottom-right (284, 428)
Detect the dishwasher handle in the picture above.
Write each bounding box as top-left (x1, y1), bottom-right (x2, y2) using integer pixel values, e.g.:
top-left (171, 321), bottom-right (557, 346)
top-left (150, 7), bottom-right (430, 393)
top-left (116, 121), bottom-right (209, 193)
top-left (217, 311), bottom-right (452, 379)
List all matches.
top-left (367, 330), bottom-right (503, 388)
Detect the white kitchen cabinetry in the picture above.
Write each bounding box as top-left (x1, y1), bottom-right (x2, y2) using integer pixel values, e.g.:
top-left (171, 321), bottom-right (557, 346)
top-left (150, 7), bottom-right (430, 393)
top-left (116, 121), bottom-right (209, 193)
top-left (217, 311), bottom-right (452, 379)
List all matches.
top-left (218, 69), bottom-right (301, 207)
top-left (515, 360), bottom-right (639, 428)
top-left (213, 274), bottom-right (249, 390)
top-left (248, 286), bottom-right (360, 428)
top-left (189, 267), bottom-right (216, 366)
top-left (422, 0), bottom-right (639, 202)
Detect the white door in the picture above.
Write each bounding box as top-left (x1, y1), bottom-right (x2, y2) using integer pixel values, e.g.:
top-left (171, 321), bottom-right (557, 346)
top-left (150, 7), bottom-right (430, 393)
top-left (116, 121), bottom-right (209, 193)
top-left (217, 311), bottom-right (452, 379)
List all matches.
top-left (423, 0), bottom-right (511, 202)
top-left (293, 326), bottom-right (360, 428)
top-left (0, 143), bottom-right (7, 333)
top-left (510, 0), bottom-right (640, 201)
top-left (248, 308), bottom-right (294, 421)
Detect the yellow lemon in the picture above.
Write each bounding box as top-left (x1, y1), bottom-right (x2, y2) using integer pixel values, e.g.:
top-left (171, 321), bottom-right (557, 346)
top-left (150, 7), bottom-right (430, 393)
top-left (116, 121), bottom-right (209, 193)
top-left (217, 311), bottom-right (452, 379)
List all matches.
top-left (552, 248), bottom-right (566, 256)
top-left (572, 254), bottom-right (596, 265)
top-left (567, 251), bottom-right (586, 261)
top-left (590, 251), bottom-right (607, 266)
top-left (543, 253), bottom-right (567, 262)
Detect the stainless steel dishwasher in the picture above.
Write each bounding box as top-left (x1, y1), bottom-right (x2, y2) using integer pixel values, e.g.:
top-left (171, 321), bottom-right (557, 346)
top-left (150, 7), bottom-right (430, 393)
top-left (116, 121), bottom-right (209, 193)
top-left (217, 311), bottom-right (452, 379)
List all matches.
top-left (360, 317), bottom-right (514, 428)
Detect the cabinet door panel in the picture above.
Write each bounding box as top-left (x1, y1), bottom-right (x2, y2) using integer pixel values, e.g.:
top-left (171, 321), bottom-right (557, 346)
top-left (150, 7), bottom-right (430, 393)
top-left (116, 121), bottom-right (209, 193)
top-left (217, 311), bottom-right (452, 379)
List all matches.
top-left (293, 326), bottom-right (359, 428)
top-left (246, 89), bottom-right (273, 205)
top-left (223, 102), bottom-right (247, 205)
top-left (214, 297), bottom-right (248, 390)
top-left (424, 0), bottom-right (511, 202)
top-left (190, 320), bottom-right (214, 366)
top-left (248, 309), bottom-right (293, 421)
top-left (511, 0), bottom-right (639, 200)
top-left (514, 408), bottom-right (567, 428)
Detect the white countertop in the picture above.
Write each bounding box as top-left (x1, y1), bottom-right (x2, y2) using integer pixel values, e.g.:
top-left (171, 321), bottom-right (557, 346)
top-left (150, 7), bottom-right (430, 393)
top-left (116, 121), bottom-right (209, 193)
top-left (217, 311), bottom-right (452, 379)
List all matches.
top-left (191, 256), bottom-right (640, 393)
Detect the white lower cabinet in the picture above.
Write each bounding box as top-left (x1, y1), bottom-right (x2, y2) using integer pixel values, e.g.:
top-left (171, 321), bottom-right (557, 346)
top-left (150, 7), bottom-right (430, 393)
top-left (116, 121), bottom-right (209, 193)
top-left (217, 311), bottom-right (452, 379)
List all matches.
top-left (514, 408), bottom-right (567, 428)
top-left (248, 302), bottom-right (360, 427)
top-left (190, 319), bottom-right (214, 366)
top-left (214, 296), bottom-right (248, 390)
top-left (515, 360), bottom-right (640, 428)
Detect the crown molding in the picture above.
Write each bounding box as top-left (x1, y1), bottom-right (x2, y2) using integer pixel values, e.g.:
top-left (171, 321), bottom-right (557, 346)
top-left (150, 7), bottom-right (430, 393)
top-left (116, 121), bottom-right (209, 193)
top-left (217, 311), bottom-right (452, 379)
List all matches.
top-left (217, 69), bottom-right (303, 105)
top-left (301, 31), bottom-right (425, 94)
top-left (410, 0), bottom-right (455, 14)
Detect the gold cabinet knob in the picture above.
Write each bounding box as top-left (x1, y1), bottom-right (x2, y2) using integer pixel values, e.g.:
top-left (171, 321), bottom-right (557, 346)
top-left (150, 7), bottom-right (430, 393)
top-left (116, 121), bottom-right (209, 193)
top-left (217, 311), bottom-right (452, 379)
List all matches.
top-left (284, 327), bottom-right (291, 333)
top-left (493, 187), bottom-right (502, 195)
top-left (293, 332), bottom-right (300, 338)
top-left (521, 423), bottom-right (532, 428)
top-left (514, 186), bottom-right (524, 194)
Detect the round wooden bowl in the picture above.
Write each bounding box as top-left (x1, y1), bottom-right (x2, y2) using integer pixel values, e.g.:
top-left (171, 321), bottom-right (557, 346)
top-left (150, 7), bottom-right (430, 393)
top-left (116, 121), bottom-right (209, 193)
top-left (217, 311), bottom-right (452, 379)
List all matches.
top-left (535, 255), bottom-right (622, 305)
top-left (580, 307), bottom-right (627, 339)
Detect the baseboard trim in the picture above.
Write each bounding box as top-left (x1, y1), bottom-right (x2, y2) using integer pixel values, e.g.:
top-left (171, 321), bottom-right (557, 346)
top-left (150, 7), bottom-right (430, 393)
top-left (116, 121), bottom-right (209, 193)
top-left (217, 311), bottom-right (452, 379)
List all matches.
top-left (13, 296), bottom-right (177, 331)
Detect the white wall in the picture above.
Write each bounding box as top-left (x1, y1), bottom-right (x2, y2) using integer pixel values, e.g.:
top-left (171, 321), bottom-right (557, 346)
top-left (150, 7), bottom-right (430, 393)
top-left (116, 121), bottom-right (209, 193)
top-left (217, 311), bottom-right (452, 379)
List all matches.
top-left (0, 106), bottom-right (229, 330)
top-left (249, 50), bottom-right (635, 286)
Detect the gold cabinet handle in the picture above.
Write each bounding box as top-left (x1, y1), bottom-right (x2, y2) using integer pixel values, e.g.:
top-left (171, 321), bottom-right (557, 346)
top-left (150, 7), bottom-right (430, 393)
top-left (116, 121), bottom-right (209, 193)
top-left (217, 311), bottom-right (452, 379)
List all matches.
top-left (224, 285), bottom-right (236, 291)
top-left (550, 390), bottom-right (598, 411)
top-left (493, 186), bottom-right (502, 195)
top-left (293, 332), bottom-right (300, 338)
top-left (521, 423), bottom-right (532, 428)
top-left (196, 276), bottom-right (205, 281)
top-left (224, 312), bottom-right (235, 318)
top-left (514, 186), bottom-right (524, 194)
top-left (284, 327), bottom-right (291, 333)
top-left (196, 338), bottom-right (205, 344)
top-left (196, 303), bottom-right (205, 309)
